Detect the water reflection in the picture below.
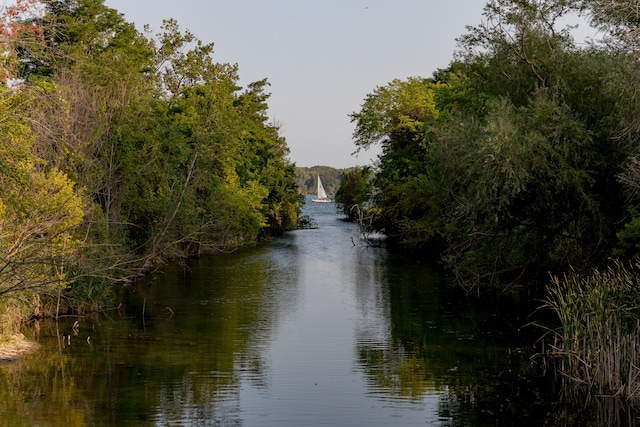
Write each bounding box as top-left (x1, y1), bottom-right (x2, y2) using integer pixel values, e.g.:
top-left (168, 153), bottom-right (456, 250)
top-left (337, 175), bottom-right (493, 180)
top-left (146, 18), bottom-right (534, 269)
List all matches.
top-left (129, 242), bottom-right (303, 426)
top-left (353, 250), bottom-right (437, 404)
top-left (349, 244), bottom-right (586, 426)
top-left (0, 200), bottom-right (624, 426)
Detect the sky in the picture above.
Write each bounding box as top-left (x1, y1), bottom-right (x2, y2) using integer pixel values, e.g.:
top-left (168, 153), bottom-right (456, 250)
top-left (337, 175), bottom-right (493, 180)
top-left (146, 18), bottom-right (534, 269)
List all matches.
top-left (101, 1), bottom-right (490, 168)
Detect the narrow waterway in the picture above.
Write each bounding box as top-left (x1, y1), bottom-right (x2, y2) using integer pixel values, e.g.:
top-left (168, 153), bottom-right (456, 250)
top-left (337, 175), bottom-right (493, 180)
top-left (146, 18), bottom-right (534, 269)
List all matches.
top-left (1, 197), bottom-right (568, 426)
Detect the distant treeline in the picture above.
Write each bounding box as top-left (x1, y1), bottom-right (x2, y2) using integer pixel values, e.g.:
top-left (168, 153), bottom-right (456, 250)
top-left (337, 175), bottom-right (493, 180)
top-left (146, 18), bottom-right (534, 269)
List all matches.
top-left (295, 166), bottom-right (353, 195)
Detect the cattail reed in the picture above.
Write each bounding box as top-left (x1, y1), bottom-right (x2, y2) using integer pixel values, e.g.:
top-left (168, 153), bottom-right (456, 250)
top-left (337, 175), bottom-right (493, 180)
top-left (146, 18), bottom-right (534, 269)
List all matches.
top-left (543, 261), bottom-right (640, 402)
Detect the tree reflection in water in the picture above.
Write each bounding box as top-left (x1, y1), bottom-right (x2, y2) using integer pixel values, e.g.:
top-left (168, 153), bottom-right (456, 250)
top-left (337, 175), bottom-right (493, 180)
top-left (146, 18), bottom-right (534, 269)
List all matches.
top-left (0, 214), bottom-right (637, 425)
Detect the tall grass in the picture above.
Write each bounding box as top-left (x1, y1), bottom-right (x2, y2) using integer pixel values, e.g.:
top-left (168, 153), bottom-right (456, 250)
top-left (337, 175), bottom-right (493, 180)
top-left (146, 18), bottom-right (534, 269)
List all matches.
top-left (0, 296), bottom-right (36, 337)
top-left (543, 261), bottom-right (640, 402)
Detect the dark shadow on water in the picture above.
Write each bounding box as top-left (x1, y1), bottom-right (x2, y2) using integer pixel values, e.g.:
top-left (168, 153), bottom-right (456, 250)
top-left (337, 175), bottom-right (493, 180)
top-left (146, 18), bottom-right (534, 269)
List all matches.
top-left (0, 198), bottom-right (636, 425)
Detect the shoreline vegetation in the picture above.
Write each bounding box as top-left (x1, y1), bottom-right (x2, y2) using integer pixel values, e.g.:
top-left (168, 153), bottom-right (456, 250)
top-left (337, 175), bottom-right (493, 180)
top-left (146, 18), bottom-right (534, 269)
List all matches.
top-left (0, 334), bottom-right (39, 363)
top-left (5, 0), bottom-right (640, 413)
top-left (0, 1), bottom-right (302, 338)
top-left (331, 0), bottom-right (640, 408)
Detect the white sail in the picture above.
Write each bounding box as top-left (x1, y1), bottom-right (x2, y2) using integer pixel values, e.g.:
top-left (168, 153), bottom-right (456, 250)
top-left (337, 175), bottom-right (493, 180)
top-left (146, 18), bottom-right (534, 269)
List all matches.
top-left (311, 175), bottom-right (332, 203)
top-left (317, 176), bottom-right (328, 199)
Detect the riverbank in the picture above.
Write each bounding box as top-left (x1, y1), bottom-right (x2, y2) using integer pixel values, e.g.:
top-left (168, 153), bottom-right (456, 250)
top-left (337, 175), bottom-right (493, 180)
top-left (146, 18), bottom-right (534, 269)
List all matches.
top-left (0, 333), bottom-right (39, 363)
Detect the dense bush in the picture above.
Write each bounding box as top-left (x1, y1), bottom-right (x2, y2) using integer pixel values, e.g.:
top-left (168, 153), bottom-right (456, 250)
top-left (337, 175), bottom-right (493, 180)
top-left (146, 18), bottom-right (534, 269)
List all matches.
top-left (347, 0), bottom-right (640, 292)
top-left (0, 0), bottom-right (301, 329)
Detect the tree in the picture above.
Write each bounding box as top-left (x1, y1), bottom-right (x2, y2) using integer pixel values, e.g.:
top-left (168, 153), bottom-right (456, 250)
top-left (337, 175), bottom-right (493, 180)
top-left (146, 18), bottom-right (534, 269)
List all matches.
top-left (335, 166), bottom-right (372, 221)
top-left (579, 0), bottom-right (640, 51)
top-left (350, 77), bottom-right (443, 247)
top-left (0, 84), bottom-right (84, 317)
top-left (450, 3), bottom-right (640, 287)
top-left (0, 0), bottom-right (42, 84)
top-left (18, 3), bottom-right (300, 265)
top-left (0, 0), bottom-right (302, 321)
top-left (351, 0), bottom-right (640, 290)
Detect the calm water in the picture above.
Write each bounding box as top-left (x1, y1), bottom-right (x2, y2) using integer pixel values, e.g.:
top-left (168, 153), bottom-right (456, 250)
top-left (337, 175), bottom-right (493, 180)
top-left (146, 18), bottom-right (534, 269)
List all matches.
top-left (1, 197), bottom-right (579, 426)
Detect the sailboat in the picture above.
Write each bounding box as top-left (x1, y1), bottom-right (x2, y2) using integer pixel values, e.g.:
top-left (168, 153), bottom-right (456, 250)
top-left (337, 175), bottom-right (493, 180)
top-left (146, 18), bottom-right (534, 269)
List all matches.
top-left (311, 175), bottom-right (332, 203)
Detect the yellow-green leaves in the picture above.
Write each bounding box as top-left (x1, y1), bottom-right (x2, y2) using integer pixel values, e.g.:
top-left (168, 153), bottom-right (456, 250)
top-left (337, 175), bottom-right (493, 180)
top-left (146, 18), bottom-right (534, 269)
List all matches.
top-left (0, 86), bottom-right (84, 300)
top-left (0, 0), bottom-right (301, 325)
top-left (351, 77), bottom-right (438, 150)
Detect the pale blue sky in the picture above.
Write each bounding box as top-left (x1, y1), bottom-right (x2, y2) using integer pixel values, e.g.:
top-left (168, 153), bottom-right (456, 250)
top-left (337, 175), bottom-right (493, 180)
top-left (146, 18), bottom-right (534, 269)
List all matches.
top-left (101, 1), bottom-right (489, 168)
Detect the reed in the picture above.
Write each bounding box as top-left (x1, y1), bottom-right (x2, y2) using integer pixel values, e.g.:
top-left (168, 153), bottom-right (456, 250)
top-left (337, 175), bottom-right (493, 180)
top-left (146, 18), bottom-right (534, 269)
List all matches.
top-left (543, 261), bottom-right (640, 402)
top-left (0, 296), bottom-right (35, 337)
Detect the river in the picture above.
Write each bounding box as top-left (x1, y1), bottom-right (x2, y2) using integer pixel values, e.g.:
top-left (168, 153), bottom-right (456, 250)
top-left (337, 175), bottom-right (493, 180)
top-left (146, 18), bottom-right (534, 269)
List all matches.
top-left (0, 197), bottom-right (597, 426)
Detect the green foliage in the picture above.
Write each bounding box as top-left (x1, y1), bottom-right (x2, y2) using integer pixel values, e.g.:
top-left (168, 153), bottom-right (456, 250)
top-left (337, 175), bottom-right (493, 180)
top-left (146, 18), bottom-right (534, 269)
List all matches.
top-left (335, 166), bottom-right (372, 219)
top-left (579, 0), bottom-right (640, 47)
top-left (105, 18), bottom-right (301, 259)
top-left (351, 77), bottom-right (438, 152)
top-left (0, 85), bottom-right (84, 311)
top-left (436, 88), bottom-right (610, 287)
top-left (614, 208), bottom-right (640, 259)
top-left (0, 0), bottom-right (302, 327)
top-left (351, 0), bottom-right (640, 290)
